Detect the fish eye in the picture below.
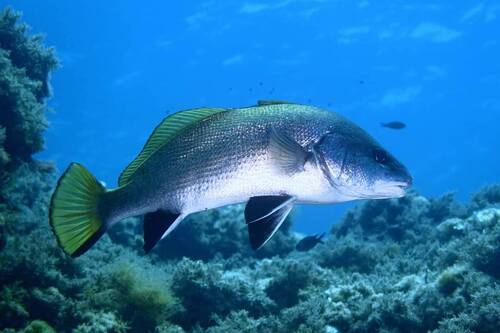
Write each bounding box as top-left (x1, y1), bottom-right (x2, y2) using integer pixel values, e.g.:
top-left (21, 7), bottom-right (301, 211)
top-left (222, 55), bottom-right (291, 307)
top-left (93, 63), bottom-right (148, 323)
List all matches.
top-left (373, 149), bottom-right (388, 164)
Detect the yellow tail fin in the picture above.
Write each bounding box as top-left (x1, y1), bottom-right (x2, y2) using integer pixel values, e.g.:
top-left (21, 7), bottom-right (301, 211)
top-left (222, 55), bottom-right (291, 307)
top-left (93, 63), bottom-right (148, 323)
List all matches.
top-left (49, 163), bottom-right (106, 257)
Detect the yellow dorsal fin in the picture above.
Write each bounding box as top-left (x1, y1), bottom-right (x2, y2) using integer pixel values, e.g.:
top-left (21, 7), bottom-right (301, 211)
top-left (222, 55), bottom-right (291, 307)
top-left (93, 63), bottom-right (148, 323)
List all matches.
top-left (118, 107), bottom-right (227, 186)
top-left (257, 100), bottom-right (293, 106)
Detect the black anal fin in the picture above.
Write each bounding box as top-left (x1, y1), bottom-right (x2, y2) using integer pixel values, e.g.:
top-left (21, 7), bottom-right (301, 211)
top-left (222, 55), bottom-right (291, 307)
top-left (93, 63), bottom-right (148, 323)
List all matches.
top-left (244, 195), bottom-right (295, 250)
top-left (143, 210), bottom-right (182, 253)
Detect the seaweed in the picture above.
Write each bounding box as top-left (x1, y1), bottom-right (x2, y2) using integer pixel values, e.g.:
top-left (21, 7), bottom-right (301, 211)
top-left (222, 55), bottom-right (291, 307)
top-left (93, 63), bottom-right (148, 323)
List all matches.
top-left (0, 7), bottom-right (57, 162)
top-left (170, 258), bottom-right (275, 329)
top-left (83, 262), bottom-right (179, 332)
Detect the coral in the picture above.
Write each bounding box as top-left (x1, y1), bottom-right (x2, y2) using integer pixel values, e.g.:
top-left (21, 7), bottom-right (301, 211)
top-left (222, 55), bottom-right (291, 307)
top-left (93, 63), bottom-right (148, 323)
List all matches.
top-left (316, 239), bottom-right (378, 273)
top-left (153, 324), bottom-right (186, 333)
top-left (84, 261), bottom-right (179, 333)
top-left (0, 212), bottom-right (5, 251)
top-left (264, 259), bottom-right (325, 308)
top-left (0, 161), bottom-right (55, 235)
top-left (107, 217), bottom-right (143, 252)
top-left (0, 126), bottom-right (9, 169)
top-left (170, 258), bottom-right (275, 328)
top-left (436, 217), bottom-right (468, 241)
top-left (206, 311), bottom-right (265, 333)
top-left (0, 284), bottom-right (30, 329)
top-left (427, 192), bottom-right (466, 223)
top-left (436, 265), bottom-right (466, 295)
top-left (0, 8), bottom-right (57, 161)
top-left (22, 320), bottom-right (56, 333)
top-left (470, 209), bottom-right (500, 279)
top-left (469, 184), bottom-right (500, 212)
top-left (73, 312), bottom-right (129, 333)
top-left (0, 7), bottom-right (57, 257)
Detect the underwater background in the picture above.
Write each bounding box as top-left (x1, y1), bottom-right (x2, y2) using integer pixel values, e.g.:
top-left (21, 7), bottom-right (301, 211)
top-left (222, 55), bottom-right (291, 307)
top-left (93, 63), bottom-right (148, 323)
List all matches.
top-left (0, 1), bottom-right (499, 333)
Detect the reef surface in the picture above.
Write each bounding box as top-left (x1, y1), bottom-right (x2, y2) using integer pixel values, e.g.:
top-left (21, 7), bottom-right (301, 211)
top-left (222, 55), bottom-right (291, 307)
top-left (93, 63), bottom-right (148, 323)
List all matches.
top-left (0, 8), bottom-right (499, 333)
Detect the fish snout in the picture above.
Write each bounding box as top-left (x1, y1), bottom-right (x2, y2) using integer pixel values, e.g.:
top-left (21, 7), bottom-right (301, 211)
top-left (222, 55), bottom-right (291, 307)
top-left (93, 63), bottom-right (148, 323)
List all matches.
top-left (375, 168), bottom-right (413, 198)
top-left (392, 171), bottom-right (413, 191)
top-left (392, 172), bottom-right (413, 188)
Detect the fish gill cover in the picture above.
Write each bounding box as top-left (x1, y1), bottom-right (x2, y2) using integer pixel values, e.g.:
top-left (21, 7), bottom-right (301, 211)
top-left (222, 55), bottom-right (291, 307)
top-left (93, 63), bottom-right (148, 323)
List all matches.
top-left (0, 5), bottom-right (499, 333)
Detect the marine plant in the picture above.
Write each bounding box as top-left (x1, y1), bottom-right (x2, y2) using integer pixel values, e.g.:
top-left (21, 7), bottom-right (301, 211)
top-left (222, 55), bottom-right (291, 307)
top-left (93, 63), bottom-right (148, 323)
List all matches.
top-left (0, 6), bottom-right (57, 240)
top-left (170, 257), bottom-right (275, 329)
top-left (0, 7), bottom-right (57, 162)
top-left (21, 320), bottom-right (56, 333)
top-left (83, 261), bottom-right (179, 332)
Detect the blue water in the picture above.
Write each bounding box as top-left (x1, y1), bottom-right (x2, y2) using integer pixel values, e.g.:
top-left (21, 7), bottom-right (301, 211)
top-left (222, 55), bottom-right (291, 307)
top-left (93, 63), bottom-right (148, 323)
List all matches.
top-left (5, 0), bottom-right (499, 233)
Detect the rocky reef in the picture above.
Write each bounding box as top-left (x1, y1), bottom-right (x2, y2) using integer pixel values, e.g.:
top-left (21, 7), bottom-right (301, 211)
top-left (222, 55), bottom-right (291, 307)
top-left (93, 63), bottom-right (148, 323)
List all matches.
top-left (0, 7), bottom-right (57, 247)
top-left (0, 7), bottom-right (499, 333)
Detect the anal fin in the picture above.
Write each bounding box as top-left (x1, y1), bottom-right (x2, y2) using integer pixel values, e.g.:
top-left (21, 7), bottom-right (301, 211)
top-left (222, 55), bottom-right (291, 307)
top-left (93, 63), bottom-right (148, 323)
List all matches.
top-left (143, 210), bottom-right (182, 253)
top-left (244, 195), bottom-right (295, 250)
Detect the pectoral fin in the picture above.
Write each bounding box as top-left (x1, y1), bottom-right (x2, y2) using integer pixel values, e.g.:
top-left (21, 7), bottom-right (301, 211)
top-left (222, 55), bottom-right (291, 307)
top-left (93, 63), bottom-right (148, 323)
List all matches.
top-left (269, 128), bottom-right (309, 174)
top-left (244, 195), bottom-right (295, 250)
top-left (143, 210), bottom-right (182, 253)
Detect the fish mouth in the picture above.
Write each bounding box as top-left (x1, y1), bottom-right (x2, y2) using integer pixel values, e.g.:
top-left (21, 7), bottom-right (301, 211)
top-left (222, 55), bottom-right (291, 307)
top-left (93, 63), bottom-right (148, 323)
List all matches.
top-left (373, 180), bottom-right (412, 199)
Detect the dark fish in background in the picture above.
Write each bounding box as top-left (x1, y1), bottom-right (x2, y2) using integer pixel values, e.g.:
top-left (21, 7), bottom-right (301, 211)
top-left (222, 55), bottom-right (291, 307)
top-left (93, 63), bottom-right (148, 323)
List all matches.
top-left (381, 121), bottom-right (406, 130)
top-left (296, 232), bottom-right (325, 251)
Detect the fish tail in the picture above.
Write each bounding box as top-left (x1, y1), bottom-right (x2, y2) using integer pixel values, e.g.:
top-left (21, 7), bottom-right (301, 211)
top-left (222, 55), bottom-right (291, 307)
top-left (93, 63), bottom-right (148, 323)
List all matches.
top-left (49, 163), bottom-right (107, 257)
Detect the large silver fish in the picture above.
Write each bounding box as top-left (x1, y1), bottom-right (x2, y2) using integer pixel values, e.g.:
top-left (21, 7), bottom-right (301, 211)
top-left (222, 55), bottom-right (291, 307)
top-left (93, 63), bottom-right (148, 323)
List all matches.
top-left (49, 101), bottom-right (412, 257)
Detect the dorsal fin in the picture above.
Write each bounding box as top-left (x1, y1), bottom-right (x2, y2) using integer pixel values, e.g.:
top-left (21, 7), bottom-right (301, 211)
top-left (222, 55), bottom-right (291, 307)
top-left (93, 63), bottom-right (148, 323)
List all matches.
top-left (257, 100), bottom-right (292, 106)
top-left (118, 107), bottom-right (227, 186)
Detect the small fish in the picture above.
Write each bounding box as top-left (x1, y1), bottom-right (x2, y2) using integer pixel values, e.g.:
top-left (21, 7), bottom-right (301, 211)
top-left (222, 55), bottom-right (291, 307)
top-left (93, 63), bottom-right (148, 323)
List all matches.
top-left (295, 233), bottom-right (325, 251)
top-left (381, 121), bottom-right (406, 130)
top-left (49, 101), bottom-right (412, 257)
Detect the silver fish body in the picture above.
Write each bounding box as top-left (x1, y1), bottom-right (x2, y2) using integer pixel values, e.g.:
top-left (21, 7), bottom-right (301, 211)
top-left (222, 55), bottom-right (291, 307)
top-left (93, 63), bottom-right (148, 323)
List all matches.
top-left (49, 102), bottom-right (412, 257)
top-left (105, 104), bottom-right (341, 222)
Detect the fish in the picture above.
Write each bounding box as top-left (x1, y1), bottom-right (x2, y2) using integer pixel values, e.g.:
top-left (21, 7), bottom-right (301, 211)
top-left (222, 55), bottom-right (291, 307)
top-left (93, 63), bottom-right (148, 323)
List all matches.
top-left (381, 121), bottom-right (406, 130)
top-left (295, 233), bottom-right (325, 251)
top-left (49, 101), bottom-right (412, 257)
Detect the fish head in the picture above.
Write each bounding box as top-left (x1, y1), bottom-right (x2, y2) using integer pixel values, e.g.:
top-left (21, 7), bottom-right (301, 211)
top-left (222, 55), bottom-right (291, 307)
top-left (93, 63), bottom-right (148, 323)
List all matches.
top-left (313, 123), bottom-right (412, 201)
